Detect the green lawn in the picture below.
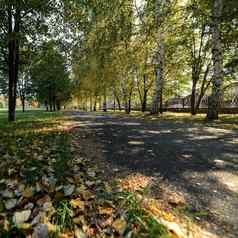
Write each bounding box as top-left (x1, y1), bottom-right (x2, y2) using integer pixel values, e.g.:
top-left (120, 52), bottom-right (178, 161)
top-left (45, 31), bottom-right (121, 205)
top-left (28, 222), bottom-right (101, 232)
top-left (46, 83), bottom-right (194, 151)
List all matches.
top-left (0, 109), bottom-right (62, 127)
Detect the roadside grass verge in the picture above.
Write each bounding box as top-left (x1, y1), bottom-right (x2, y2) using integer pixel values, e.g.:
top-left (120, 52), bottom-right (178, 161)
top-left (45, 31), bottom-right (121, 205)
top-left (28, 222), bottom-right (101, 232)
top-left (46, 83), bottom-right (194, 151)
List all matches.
top-left (102, 110), bottom-right (238, 129)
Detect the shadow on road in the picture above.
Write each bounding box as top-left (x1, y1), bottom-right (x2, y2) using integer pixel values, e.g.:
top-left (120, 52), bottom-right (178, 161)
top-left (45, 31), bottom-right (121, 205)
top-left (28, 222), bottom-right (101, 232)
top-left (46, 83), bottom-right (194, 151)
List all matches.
top-left (70, 111), bottom-right (238, 237)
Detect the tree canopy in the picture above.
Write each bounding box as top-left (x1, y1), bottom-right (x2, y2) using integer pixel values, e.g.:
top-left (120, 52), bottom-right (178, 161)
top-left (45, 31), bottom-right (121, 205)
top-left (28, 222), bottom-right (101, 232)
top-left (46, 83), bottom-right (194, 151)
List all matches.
top-left (0, 0), bottom-right (237, 120)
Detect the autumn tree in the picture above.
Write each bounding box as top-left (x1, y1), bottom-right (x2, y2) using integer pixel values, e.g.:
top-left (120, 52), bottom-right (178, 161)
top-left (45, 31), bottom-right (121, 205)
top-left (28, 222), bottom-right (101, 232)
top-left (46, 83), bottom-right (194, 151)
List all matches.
top-left (0, 0), bottom-right (55, 121)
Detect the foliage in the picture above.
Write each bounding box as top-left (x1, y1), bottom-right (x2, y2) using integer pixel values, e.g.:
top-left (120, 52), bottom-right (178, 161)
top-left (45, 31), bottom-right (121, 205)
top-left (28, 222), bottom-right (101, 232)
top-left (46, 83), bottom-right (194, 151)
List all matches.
top-left (118, 191), bottom-right (172, 238)
top-left (31, 41), bottom-right (72, 110)
top-left (54, 200), bottom-right (73, 233)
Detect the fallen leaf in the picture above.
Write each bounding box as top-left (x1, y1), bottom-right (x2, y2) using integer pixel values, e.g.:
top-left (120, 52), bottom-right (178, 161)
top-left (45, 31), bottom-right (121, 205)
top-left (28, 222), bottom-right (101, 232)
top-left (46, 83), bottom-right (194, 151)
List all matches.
top-left (70, 198), bottom-right (85, 210)
top-left (81, 190), bottom-right (93, 201)
top-left (63, 184), bottom-right (75, 196)
top-left (98, 207), bottom-right (114, 215)
top-left (4, 198), bottom-right (17, 210)
top-left (32, 224), bottom-right (48, 238)
top-left (112, 218), bottom-right (127, 235)
top-left (22, 186), bottom-right (34, 198)
top-left (73, 216), bottom-right (85, 225)
top-left (1, 189), bottom-right (14, 198)
top-left (37, 195), bottom-right (51, 206)
top-left (74, 228), bottom-right (87, 238)
top-left (100, 217), bottom-right (113, 228)
top-left (13, 210), bottom-right (31, 225)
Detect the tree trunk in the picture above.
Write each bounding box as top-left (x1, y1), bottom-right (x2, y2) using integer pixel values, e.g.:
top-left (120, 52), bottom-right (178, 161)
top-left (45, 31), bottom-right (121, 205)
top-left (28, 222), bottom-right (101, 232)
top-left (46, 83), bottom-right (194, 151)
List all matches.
top-left (191, 75), bottom-right (197, 115)
top-left (141, 91), bottom-right (147, 112)
top-left (128, 98), bottom-right (131, 114)
top-left (21, 95), bottom-right (25, 112)
top-left (141, 75), bottom-right (148, 112)
top-left (159, 84), bottom-right (163, 114)
top-left (84, 96), bottom-right (88, 111)
top-left (207, 0), bottom-right (223, 120)
top-left (151, 50), bottom-right (164, 114)
top-left (103, 88), bottom-right (107, 112)
top-left (49, 88), bottom-right (53, 112)
top-left (53, 95), bottom-right (56, 111)
top-left (99, 96), bottom-right (102, 110)
top-left (127, 89), bottom-right (133, 114)
top-left (115, 95), bottom-right (121, 111)
top-left (113, 94), bottom-right (116, 111)
top-left (195, 63), bottom-right (211, 111)
top-left (56, 101), bottom-right (61, 111)
top-left (151, 1), bottom-right (165, 114)
top-left (93, 97), bottom-right (97, 111)
top-left (90, 94), bottom-right (93, 111)
top-left (125, 100), bottom-right (129, 114)
top-left (45, 101), bottom-right (49, 111)
top-left (8, 6), bottom-right (20, 121)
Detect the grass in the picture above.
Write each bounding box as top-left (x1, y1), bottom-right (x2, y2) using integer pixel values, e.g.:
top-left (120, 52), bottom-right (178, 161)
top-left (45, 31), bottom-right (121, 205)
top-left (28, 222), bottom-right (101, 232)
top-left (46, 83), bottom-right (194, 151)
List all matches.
top-left (0, 110), bottom-right (74, 237)
top-left (117, 191), bottom-right (172, 238)
top-left (0, 110), bottom-right (70, 184)
top-left (0, 226), bottom-right (26, 238)
top-left (52, 200), bottom-right (73, 237)
top-left (174, 204), bottom-right (209, 222)
top-left (104, 110), bottom-right (238, 129)
top-left (0, 109), bottom-right (62, 127)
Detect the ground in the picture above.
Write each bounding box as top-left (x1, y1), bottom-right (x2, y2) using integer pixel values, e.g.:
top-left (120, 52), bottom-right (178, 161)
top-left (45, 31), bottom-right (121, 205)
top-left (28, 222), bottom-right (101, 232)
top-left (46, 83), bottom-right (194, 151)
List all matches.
top-left (68, 111), bottom-right (238, 238)
top-left (0, 110), bottom-right (237, 238)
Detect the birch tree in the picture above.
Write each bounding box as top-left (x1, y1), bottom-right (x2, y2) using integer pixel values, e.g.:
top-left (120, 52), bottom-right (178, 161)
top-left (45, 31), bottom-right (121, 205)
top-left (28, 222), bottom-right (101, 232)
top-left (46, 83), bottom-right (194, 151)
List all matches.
top-left (207, 0), bottom-right (223, 120)
top-left (151, 0), bottom-right (168, 114)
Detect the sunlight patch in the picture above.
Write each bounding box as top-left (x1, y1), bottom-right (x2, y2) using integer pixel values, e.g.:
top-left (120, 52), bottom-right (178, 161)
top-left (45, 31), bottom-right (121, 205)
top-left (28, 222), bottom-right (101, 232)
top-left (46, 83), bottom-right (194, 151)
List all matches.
top-left (147, 130), bottom-right (160, 134)
top-left (204, 127), bottom-right (233, 135)
top-left (212, 171), bottom-right (238, 193)
top-left (181, 154), bottom-right (192, 159)
top-left (118, 173), bottom-right (153, 192)
top-left (131, 147), bottom-right (144, 154)
top-left (128, 141), bottom-right (144, 145)
top-left (122, 122), bottom-right (141, 126)
top-left (195, 135), bottom-right (218, 140)
top-left (228, 138), bottom-right (238, 144)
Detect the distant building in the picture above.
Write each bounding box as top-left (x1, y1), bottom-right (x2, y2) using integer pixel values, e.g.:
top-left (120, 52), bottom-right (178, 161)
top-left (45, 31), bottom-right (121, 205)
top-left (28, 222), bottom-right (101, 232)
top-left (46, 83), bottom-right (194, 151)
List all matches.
top-left (165, 82), bottom-right (238, 109)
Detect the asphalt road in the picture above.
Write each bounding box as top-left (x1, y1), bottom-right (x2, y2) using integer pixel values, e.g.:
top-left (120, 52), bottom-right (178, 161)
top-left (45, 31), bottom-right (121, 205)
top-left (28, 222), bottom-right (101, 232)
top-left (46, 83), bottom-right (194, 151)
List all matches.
top-left (70, 111), bottom-right (238, 238)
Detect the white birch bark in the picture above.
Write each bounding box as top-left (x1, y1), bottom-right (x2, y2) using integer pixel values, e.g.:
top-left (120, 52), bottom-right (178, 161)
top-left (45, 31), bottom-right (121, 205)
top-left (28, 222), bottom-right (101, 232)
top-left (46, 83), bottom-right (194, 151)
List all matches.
top-left (151, 0), bottom-right (166, 114)
top-left (207, 0), bottom-right (223, 119)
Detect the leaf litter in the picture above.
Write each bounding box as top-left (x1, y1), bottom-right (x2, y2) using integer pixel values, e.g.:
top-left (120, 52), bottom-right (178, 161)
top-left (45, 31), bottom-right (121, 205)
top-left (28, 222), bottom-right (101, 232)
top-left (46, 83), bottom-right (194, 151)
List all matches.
top-left (0, 114), bottom-right (217, 238)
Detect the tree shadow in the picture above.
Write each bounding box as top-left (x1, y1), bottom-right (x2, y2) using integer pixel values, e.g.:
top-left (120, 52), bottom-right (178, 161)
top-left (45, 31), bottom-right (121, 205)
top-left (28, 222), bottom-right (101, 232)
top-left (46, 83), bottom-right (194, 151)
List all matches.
top-left (71, 111), bottom-right (238, 237)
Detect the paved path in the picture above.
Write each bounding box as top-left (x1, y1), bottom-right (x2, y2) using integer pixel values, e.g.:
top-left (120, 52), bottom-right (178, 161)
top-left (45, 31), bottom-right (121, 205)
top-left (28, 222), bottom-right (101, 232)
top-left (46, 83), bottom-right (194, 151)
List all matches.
top-left (70, 111), bottom-right (238, 238)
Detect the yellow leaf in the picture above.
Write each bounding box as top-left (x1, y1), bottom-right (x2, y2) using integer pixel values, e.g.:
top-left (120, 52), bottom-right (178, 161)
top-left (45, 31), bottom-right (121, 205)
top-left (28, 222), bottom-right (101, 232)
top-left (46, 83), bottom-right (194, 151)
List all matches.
top-left (22, 187), bottom-right (33, 198)
top-left (112, 218), bottom-right (127, 235)
top-left (98, 207), bottom-right (114, 215)
top-left (70, 198), bottom-right (85, 210)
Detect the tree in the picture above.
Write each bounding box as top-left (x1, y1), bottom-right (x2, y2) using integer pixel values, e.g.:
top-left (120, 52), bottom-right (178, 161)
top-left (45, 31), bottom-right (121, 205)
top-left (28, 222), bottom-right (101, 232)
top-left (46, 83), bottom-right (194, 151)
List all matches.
top-left (62, 0), bottom-right (237, 116)
top-left (182, 0), bottom-right (212, 115)
top-left (31, 42), bottom-right (71, 111)
top-left (17, 45), bottom-right (36, 112)
top-left (18, 72), bottom-right (33, 112)
top-left (207, 0), bottom-right (223, 120)
top-left (151, 0), bottom-right (170, 114)
top-left (0, 0), bottom-right (54, 121)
